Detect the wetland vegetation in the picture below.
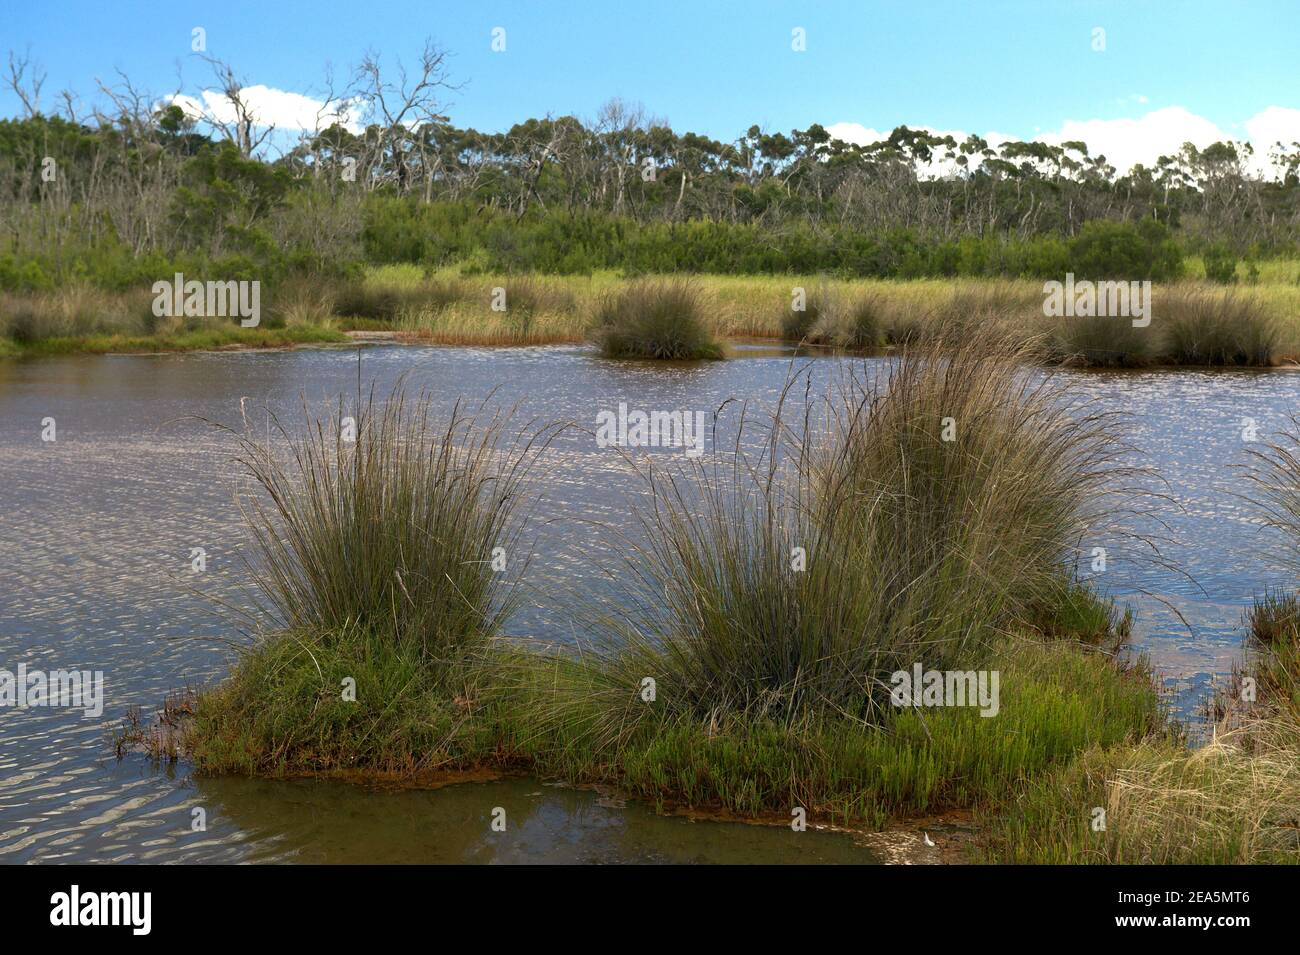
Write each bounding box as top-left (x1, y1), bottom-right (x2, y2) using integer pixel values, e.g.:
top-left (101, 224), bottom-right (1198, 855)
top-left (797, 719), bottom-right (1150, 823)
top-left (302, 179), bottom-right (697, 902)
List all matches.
top-left (4, 45), bottom-right (1300, 364)
top-left (10, 34), bottom-right (1300, 865)
top-left (135, 332), bottom-right (1227, 859)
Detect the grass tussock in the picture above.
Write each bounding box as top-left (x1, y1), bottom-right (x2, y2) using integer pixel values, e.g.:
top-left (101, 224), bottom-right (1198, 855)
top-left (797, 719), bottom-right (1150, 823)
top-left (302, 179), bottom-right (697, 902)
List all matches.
top-left (805, 291), bottom-right (887, 349)
top-left (927, 282), bottom-right (1038, 337)
top-left (230, 385), bottom-right (551, 658)
top-left (1240, 594), bottom-right (1300, 719)
top-left (1036, 286), bottom-right (1280, 369)
top-left (503, 333), bottom-right (1148, 823)
top-left (330, 276), bottom-right (465, 321)
top-left (812, 335), bottom-right (1129, 664)
top-left (1049, 315), bottom-right (1156, 368)
top-left (779, 286), bottom-right (831, 342)
top-left (594, 278), bottom-right (723, 359)
top-left (186, 383), bottom-right (557, 775)
top-left (1157, 287), bottom-right (1279, 366)
top-left (1247, 588), bottom-right (1300, 647)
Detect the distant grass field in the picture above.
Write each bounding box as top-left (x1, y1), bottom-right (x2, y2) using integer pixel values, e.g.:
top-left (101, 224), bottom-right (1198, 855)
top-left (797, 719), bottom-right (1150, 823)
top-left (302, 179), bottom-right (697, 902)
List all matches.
top-left (5, 261), bottom-right (1300, 362)
top-left (353, 263), bottom-right (1300, 361)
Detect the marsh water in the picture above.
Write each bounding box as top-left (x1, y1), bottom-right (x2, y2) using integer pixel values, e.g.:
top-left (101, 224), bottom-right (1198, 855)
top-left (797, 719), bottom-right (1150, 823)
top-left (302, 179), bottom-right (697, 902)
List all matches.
top-left (1, 343), bottom-right (1297, 863)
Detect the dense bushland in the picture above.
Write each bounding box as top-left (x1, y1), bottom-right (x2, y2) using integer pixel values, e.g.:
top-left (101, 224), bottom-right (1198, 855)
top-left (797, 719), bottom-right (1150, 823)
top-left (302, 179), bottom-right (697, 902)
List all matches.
top-left (9, 44), bottom-right (1292, 300)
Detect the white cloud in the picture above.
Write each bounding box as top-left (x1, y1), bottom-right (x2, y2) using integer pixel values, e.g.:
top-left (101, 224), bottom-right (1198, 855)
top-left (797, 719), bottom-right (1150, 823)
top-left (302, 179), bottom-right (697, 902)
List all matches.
top-left (1036, 106), bottom-right (1227, 174)
top-left (823, 122), bottom-right (886, 147)
top-left (1245, 106), bottom-right (1300, 167)
top-left (827, 106), bottom-right (1300, 179)
top-left (167, 86), bottom-right (363, 136)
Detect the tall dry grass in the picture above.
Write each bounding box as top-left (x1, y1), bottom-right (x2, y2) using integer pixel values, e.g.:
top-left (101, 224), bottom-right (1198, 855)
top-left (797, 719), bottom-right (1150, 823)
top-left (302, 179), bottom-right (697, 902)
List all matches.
top-left (0, 286), bottom-right (156, 341)
top-left (1157, 287), bottom-right (1279, 365)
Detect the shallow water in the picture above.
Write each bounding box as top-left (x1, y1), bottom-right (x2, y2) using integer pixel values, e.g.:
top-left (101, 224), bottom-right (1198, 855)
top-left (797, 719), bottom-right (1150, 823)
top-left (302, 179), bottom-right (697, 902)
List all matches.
top-left (1, 343), bottom-right (1296, 863)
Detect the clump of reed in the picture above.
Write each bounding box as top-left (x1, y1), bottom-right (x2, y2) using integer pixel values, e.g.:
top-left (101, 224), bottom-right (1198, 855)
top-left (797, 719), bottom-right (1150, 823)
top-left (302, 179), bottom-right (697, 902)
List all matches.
top-left (227, 383), bottom-right (551, 664)
top-left (779, 287), bottom-right (831, 342)
top-left (1021, 580), bottom-right (1134, 649)
top-left (0, 286), bottom-right (156, 342)
top-left (329, 281), bottom-right (406, 321)
top-left (1156, 287), bottom-right (1278, 366)
top-left (185, 382), bottom-right (559, 775)
top-left (1048, 315), bottom-right (1157, 368)
top-left (928, 282), bottom-right (1037, 337)
top-left (475, 275), bottom-right (577, 341)
top-left (331, 276), bottom-right (467, 323)
top-left (809, 334), bottom-right (1127, 668)
top-left (517, 333), bottom-right (1141, 818)
top-left (593, 278), bottom-right (723, 359)
top-left (490, 275), bottom-right (576, 316)
top-left (1247, 588), bottom-right (1300, 648)
top-left (808, 291), bottom-right (885, 349)
top-left (984, 718), bottom-right (1300, 864)
top-left (877, 282), bottom-right (1035, 347)
top-left (1243, 413), bottom-right (1300, 574)
top-left (1240, 593), bottom-right (1300, 721)
top-left (267, 275), bottom-right (338, 328)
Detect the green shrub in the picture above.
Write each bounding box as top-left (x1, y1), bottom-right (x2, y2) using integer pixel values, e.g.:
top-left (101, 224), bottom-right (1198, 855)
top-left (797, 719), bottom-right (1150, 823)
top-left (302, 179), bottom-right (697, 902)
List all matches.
top-left (1203, 243), bottom-right (1238, 284)
top-left (1069, 219), bottom-right (1183, 282)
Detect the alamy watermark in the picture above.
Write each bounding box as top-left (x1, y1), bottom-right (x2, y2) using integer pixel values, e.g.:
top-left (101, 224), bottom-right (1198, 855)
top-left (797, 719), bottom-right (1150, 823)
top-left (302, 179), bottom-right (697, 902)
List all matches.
top-left (1, 664), bottom-right (104, 718)
top-left (1042, 273), bottom-right (1151, 327)
top-left (152, 273), bottom-right (261, 327)
top-left (595, 403), bottom-right (706, 457)
top-left (50, 885), bottom-right (150, 935)
top-left (890, 663), bottom-right (1000, 717)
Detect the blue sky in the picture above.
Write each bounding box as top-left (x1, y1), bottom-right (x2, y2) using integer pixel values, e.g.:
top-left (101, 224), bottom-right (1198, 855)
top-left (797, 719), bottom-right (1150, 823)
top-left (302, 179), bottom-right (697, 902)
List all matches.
top-left (4, 1), bottom-right (1299, 170)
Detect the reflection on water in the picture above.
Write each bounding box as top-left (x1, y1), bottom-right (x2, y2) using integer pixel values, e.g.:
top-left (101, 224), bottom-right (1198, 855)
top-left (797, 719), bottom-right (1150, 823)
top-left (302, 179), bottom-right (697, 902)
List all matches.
top-left (197, 775), bottom-right (876, 864)
top-left (1, 345), bottom-right (1297, 862)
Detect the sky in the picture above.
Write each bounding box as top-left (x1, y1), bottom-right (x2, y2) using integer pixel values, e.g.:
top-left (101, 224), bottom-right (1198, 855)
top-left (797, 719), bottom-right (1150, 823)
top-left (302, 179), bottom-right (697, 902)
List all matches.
top-left (3, 0), bottom-right (1300, 173)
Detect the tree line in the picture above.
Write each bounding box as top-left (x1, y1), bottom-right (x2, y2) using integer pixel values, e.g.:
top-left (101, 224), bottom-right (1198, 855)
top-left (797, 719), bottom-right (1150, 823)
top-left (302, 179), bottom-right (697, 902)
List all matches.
top-left (2, 41), bottom-right (1298, 290)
